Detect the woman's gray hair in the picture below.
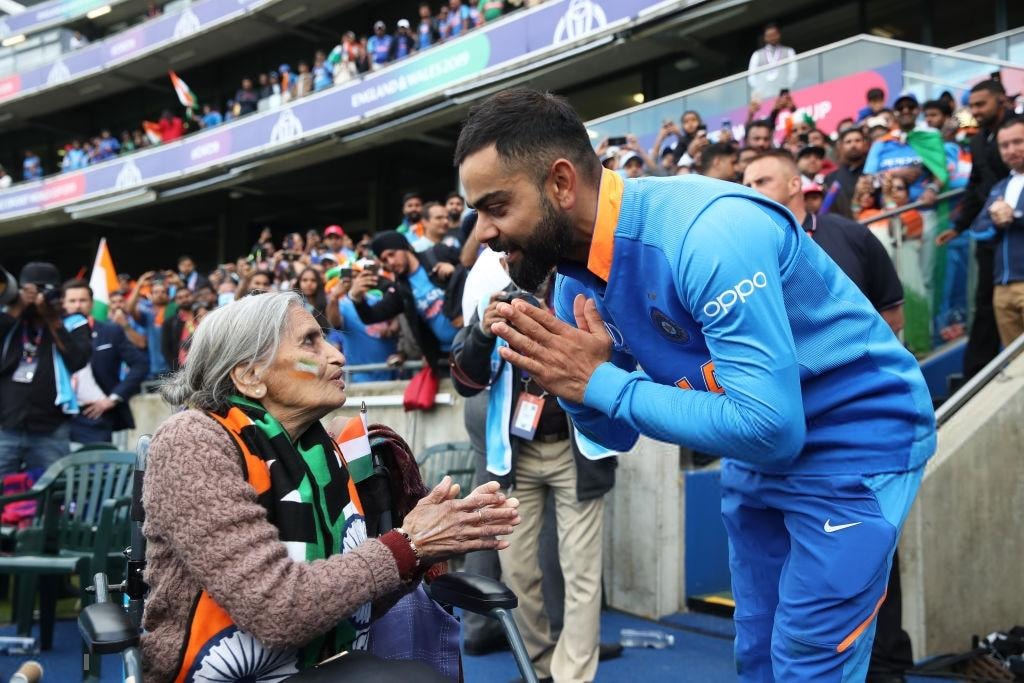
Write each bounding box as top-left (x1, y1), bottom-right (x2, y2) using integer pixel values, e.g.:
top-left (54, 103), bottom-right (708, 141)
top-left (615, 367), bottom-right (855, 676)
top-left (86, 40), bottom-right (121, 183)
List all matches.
top-left (160, 290), bottom-right (302, 411)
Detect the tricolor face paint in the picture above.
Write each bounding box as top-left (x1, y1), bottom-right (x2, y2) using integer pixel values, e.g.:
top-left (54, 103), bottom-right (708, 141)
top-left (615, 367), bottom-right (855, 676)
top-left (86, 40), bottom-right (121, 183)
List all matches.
top-left (292, 358), bottom-right (320, 379)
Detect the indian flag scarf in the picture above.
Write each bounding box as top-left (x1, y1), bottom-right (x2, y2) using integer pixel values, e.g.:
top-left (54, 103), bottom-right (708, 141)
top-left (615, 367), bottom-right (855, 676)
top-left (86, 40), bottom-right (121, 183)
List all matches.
top-left (172, 396), bottom-right (369, 682)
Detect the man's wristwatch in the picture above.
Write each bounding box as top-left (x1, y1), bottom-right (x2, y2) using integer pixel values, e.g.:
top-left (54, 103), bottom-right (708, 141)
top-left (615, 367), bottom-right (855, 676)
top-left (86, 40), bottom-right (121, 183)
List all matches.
top-left (108, 394), bottom-right (123, 404)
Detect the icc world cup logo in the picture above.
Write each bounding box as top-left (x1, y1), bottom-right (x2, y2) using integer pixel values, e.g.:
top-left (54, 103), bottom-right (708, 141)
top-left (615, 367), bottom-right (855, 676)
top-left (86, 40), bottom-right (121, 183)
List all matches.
top-left (553, 0), bottom-right (608, 43)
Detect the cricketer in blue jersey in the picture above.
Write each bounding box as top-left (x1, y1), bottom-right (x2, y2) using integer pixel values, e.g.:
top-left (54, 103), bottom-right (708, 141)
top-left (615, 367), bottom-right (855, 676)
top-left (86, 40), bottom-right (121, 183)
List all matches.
top-left (455, 89), bottom-right (936, 682)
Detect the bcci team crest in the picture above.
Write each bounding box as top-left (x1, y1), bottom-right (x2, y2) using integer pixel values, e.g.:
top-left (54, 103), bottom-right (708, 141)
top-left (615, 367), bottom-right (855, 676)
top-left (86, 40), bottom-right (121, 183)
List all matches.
top-left (553, 0), bottom-right (607, 43)
top-left (650, 307), bottom-right (689, 344)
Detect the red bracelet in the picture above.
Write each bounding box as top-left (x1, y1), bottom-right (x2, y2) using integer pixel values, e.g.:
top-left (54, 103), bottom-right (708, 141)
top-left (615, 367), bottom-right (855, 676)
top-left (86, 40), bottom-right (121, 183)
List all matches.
top-left (379, 530), bottom-right (420, 582)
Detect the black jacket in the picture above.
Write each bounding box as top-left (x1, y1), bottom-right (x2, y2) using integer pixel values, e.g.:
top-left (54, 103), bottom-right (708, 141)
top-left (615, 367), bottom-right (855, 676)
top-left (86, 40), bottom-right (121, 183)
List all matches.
top-left (955, 119), bottom-right (1011, 233)
top-left (0, 312), bottom-right (92, 432)
top-left (89, 321), bottom-right (149, 431)
top-left (450, 312), bottom-right (616, 502)
top-left (354, 245), bottom-right (463, 371)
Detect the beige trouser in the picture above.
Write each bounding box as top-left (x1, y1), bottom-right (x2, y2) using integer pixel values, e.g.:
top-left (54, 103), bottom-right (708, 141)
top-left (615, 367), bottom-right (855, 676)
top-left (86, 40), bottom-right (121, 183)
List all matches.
top-left (499, 439), bottom-right (604, 683)
top-left (994, 281), bottom-right (1024, 346)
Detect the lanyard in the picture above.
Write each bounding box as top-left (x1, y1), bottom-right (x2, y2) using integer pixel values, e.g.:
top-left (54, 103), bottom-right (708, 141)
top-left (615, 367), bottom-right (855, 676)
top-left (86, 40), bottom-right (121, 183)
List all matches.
top-left (520, 370), bottom-right (549, 399)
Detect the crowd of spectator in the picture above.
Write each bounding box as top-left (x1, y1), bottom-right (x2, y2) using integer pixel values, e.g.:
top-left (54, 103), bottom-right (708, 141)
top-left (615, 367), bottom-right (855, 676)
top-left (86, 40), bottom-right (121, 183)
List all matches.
top-left (595, 26), bottom-right (1022, 354)
top-left (5, 21), bottom-right (1024, 682)
top-left (67, 189), bottom-right (470, 388)
top-left (2, 0), bottom-right (548, 183)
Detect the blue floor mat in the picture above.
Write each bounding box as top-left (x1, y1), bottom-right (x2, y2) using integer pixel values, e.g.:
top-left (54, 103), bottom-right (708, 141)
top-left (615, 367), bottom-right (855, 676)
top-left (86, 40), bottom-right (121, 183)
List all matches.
top-left (463, 608), bottom-right (737, 682)
top-left (0, 620), bottom-right (121, 682)
top-left (1, 615), bottom-right (961, 683)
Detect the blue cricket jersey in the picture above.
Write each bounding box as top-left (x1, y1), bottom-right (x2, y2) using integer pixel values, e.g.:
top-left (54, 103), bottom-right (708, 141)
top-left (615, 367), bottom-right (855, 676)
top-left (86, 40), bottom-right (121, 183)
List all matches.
top-left (555, 170), bottom-right (935, 475)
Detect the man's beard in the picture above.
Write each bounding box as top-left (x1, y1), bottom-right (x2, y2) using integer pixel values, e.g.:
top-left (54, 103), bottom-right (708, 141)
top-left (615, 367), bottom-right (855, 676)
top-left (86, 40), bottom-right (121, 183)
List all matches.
top-left (448, 210), bottom-right (461, 222)
top-left (490, 195), bottom-right (573, 292)
top-left (406, 211), bottom-right (421, 224)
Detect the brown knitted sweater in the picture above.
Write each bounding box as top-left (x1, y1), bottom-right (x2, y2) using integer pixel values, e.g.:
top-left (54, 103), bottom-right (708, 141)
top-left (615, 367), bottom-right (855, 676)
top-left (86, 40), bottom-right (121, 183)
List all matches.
top-left (141, 410), bottom-right (414, 682)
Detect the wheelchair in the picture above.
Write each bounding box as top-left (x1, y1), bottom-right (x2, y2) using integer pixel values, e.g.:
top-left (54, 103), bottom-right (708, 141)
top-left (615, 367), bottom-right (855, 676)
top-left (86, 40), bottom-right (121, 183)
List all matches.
top-left (78, 435), bottom-right (539, 682)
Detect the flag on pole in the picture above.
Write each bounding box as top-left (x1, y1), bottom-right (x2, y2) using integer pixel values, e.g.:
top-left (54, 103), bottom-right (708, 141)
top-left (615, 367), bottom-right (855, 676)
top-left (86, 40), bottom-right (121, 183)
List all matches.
top-left (89, 238), bottom-right (119, 321)
top-left (168, 70), bottom-right (198, 111)
top-left (336, 409), bottom-right (374, 482)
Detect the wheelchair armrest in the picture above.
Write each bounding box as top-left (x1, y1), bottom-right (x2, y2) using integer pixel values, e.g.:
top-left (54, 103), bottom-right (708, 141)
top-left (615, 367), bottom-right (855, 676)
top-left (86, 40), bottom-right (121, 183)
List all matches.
top-left (427, 571), bottom-right (518, 615)
top-left (78, 601), bottom-right (139, 654)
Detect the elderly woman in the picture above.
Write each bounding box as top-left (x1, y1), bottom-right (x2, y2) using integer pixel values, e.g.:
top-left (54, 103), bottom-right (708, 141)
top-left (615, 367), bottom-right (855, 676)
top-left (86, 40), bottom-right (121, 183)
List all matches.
top-left (143, 291), bottom-right (519, 681)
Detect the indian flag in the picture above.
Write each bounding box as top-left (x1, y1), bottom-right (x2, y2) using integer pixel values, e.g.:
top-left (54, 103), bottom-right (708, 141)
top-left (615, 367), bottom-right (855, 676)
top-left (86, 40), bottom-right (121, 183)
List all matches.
top-left (336, 411), bottom-right (374, 482)
top-left (89, 238), bottom-right (119, 321)
top-left (169, 70), bottom-right (198, 111)
top-left (142, 121), bottom-right (162, 145)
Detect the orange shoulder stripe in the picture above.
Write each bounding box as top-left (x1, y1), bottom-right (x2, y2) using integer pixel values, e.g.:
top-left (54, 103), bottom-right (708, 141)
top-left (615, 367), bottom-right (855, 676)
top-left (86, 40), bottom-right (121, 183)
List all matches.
top-left (586, 168), bottom-right (624, 282)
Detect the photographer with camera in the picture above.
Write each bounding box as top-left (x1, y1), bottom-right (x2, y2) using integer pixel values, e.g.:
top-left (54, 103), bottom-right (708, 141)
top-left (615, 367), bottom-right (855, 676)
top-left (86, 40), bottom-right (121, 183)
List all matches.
top-left (0, 262), bottom-right (92, 476)
top-left (449, 270), bottom-right (619, 683)
top-left (325, 264), bottom-right (399, 382)
top-left (348, 230), bottom-right (463, 373)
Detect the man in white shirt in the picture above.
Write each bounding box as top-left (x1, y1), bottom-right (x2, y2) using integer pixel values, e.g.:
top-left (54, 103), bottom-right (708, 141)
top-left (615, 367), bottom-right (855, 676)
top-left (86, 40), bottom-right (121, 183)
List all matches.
top-left (748, 23), bottom-right (797, 100)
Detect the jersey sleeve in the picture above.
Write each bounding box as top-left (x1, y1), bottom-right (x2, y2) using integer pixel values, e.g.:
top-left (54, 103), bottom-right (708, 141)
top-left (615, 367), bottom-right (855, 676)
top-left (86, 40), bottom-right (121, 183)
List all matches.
top-left (579, 198), bottom-right (806, 466)
top-left (863, 140), bottom-right (883, 174)
top-left (553, 275), bottom-right (640, 453)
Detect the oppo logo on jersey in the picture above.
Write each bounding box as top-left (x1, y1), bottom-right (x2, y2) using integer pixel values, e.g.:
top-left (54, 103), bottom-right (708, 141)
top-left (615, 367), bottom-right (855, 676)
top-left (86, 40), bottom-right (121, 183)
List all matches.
top-left (703, 272), bottom-right (768, 318)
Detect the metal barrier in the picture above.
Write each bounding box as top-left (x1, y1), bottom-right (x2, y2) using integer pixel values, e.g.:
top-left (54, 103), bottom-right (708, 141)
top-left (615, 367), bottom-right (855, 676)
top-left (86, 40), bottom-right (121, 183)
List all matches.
top-left (343, 359), bottom-right (425, 385)
top-left (854, 188), bottom-right (966, 227)
top-left (935, 331), bottom-right (1024, 428)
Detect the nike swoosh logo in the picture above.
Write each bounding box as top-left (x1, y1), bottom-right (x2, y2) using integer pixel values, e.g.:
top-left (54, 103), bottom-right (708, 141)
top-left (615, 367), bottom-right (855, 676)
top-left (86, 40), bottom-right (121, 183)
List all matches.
top-left (823, 519), bottom-right (862, 533)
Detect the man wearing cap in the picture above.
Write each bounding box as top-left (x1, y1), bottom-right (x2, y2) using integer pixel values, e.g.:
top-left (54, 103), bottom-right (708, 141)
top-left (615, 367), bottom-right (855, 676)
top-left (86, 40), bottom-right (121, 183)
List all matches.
top-left (390, 19), bottom-right (418, 61)
top-left (864, 94), bottom-right (943, 207)
top-left (323, 225), bottom-right (356, 263)
top-left (796, 145), bottom-right (827, 185)
top-left (864, 93), bottom-right (948, 348)
top-left (618, 152), bottom-right (645, 179)
top-left (0, 263), bottom-right (93, 475)
top-left (348, 231), bottom-right (462, 371)
top-left (367, 21), bottom-right (393, 69)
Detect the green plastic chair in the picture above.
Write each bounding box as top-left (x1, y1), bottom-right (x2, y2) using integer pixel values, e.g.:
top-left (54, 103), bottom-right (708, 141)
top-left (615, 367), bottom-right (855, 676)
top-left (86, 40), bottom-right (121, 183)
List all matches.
top-left (0, 450), bottom-right (135, 650)
top-left (416, 442), bottom-right (476, 497)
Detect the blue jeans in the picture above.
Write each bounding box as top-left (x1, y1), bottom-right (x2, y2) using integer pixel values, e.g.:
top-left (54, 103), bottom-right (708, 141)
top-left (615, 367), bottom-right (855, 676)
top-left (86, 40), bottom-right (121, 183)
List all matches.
top-left (0, 422), bottom-right (72, 477)
top-left (70, 414), bottom-right (115, 445)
